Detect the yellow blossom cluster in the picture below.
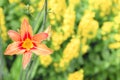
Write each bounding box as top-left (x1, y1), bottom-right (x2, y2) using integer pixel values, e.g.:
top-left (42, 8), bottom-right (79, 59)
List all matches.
top-left (101, 12), bottom-right (120, 49)
top-left (38, 0), bottom-right (44, 11)
top-left (112, 0), bottom-right (120, 15)
top-left (38, 0), bottom-right (66, 24)
top-left (88, 0), bottom-right (112, 17)
top-left (54, 37), bottom-right (80, 71)
top-left (37, 0), bottom-right (77, 69)
top-left (51, 3), bottom-right (76, 50)
top-left (68, 69), bottom-right (84, 80)
top-left (101, 22), bottom-right (114, 36)
top-left (37, 0), bottom-right (77, 51)
top-left (39, 55), bottom-right (53, 67)
top-left (61, 6), bottom-right (75, 40)
top-left (9, 0), bottom-right (20, 4)
top-left (51, 31), bottom-right (64, 50)
top-left (53, 9), bottom-right (95, 71)
top-left (78, 10), bottom-right (99, 39)
top-left (48, 0), bottom-right (66, 25)
top-left (69, 0), bottom-right (80, 8)
top-left (63, 37), bottom-right (80, 60)
top-left (81, 38), bottom-right (89, 54)
top-left (101, 22), bottom-right (118, 49)
top-left (77, 11), bottom-right (98, 54)
top-left (109, 42), bottom-right (120, 49)
top-left (0, 8), bottom-right (7, 42)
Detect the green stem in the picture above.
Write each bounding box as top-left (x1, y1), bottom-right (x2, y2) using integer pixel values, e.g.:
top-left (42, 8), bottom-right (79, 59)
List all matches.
top-left (40, 0), bottom-right (48, 32)
top-left (33, 7), bottom-right (44, 33)
top-left (26, 55), bottom-right (39, 80)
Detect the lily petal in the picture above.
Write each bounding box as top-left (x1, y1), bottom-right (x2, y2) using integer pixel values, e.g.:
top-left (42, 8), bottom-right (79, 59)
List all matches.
top-left (4, 42), bottom-right (25, 55)
top-left (22, 52), bottom-right (32, 69)
top-left (20, 19), bottom-right (33, 40)
top-left (8, 30), bottom-right (21, 41)
top-left (44, 26), bottom-right (51, 33)
top-left (32, 44), bottom-right (53, 55)
top-left (44, 26), bottom-right (51, 40)
top-left (33, 32), bottom-right (48, 43)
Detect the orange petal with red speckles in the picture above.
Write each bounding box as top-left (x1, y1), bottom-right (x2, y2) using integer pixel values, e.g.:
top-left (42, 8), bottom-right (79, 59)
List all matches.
top-left (8, 30), bottom-right (21, 41)
top-left (32, 44), bottom-right (53, 55)
top-left (22, 52), bottom-right (32, 69)
top-left (33, 32), bottom-right (48, 43)
top-left (20, 19), bottom-right (33, 40)
top-left (4, 42), bottom-right (25, 55)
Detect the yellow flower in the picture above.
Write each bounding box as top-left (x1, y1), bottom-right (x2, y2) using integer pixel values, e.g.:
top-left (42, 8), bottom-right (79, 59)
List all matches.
top-left (52, 30), bottom-right (64, 50)
top-left (102, 36), bottom-right (108, 41)
top-left (114, 34), bottom-right (120, 41)
top-left (69, 0), bottom-right (80, 7)
top-left (61, 6), bottom-right (75, 40)
top-left (40, 55), bottom-right (53, 67)
top-left (88, 0), bottom-right (112, 17)
top-left (58, 37), bottom-right (80, 71)
top-left (62, 6), bottom-right (75, 26)
top-left (112, 0), bottom-right (120, 14)
top-left (101, 22), bottom-right (114, 35)
top-left (51, 3), bottom-right (76, 51)
top-left (78, 11), bottom-right (99, 39)
top-left (53, 63), bottom-right (60, 72)
top-left (29, 6), bottom-right (35, 13)
top-left (38, 0), bottom-right (44, 11)
top-left (63, 37), bottom-right (80, 59)
top-left (0, 8), bottom-right (5, 25)
top-left (109, 42), bottom-right (120, 49)
top-left (48, 0), bottom-right (66, 22)
top-left (59, 59), bottom-right (68, 71)
top-left (82, 10), bottom-right (95, 20)
top-left (9, 0), bottom-right (20, 3)
top-left (80, 38), bottom-right (89, 54)
top-left (0, 8), bottom-right (7, 42)
top-left (81, 44), bottom-right (89, 54)
top-left (114, 12), bottom-right (120, 24)
top-left (19, 3), bottom-right (26, 8)
top-left (68, 69), bottom-right (84, 80)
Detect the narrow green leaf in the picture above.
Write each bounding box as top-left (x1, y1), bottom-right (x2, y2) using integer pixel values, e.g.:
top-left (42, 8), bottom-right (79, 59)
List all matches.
top-left (33, 6), bottom-right (44, 33)
top-left (10, 56), bottom-right (22, 80)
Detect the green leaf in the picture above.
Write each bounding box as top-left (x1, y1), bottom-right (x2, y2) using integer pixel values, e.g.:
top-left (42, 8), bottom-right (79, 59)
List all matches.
top-left (33, 6), bottom-right (44, 33)
top-left (10, 56), bottom-right (22, 80)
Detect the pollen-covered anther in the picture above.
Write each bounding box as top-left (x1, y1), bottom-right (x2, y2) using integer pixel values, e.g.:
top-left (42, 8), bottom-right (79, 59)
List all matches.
top-left (22, 38), bottom-right (33, 50)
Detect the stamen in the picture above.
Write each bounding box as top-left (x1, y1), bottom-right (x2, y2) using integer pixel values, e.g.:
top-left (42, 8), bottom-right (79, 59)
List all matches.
top-left (22, 38), bottom-right (33, 51)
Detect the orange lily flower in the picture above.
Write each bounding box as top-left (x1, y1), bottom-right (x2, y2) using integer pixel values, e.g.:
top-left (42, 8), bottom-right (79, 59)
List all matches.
top-left (4, 19), bottom-right (53, 69)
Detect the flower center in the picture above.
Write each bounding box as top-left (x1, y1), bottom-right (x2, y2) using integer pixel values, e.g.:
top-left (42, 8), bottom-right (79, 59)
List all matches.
top-left (22, 38), bottom-right (33, 51)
